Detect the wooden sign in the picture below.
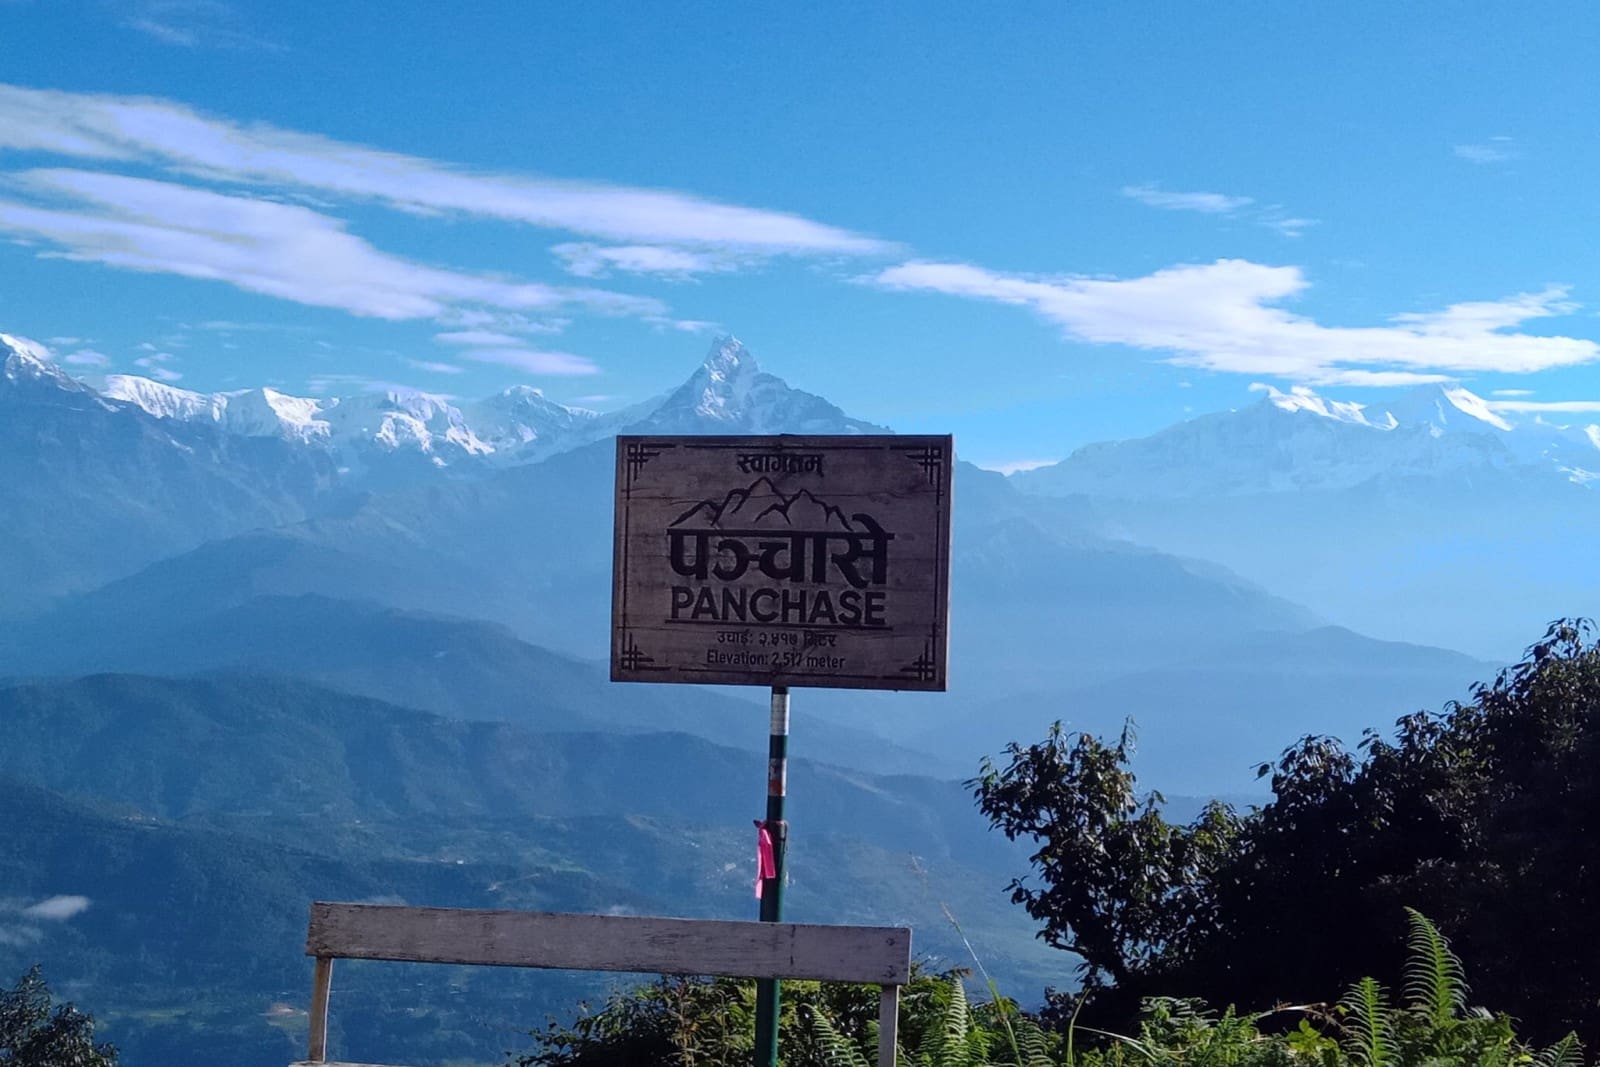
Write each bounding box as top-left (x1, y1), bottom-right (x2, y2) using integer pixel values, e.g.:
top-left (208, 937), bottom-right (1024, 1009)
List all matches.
top-left (611, 435), bottom-right (953, 691)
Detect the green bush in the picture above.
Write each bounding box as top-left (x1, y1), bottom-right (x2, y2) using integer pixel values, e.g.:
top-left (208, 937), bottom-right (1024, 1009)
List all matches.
top-left (516, 910), bottom-right (1583, 1067)
top-left (0, 967), bottom-right (117, 1067)
top-left (972, 620), bottom-right (1600, 1044)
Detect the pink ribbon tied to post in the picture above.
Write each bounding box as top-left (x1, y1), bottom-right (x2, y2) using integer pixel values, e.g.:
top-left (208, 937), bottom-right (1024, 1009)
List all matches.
top-left (754, 820), bottom-right (777, 899)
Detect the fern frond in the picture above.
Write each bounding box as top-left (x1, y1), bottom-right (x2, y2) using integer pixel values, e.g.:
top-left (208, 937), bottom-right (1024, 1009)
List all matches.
top-left (1013, 1019), bottom-right (1053, 1067)
top-left (1538, 1033), bottom-right (1585, 1067)
top-left (926, 980), bottom-right (974, 1067)
top-left (1402, 907), bottom-right (1469, 1023)
top-left (1338, 976), bottom-right (1396, 1067)
top-left (805, 1005), bottom-right (873, 1067)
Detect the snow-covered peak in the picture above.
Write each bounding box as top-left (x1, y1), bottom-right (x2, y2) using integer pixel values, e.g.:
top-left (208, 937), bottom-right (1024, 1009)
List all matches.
top-left (1, 333), bottom-right (81, 392)
top-left (104, 374), bottom-right (226, 422)
top-left (1253, 384), bottom-right (1395, 429)
top-left (632, 336), bottom-right (884, 436)
top-left (680, 335), bottom-right (761, 423)
top-left (467, 384), bottom-right (598, 452)
top-left (324, 390), bottom-right (491, 457)
top-left (1383, 383), bottom-right (1513, 435)
top-left (1016, 378), bottom-right (1599, 500)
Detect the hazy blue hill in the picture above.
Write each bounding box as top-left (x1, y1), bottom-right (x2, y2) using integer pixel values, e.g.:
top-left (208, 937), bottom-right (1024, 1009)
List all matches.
top-left (0, 673), bottom-right (993, 856)
top-left (0, 778), bottom-right (673, 1067)
top-left (0, 594), bottom-right (949, 776)
top-left (3, 448), bottom-right (1357, 792)
top-left (925, 626), bottom-right (1495, 794)
top-left (0, 674), bottom-right (1066, 1066)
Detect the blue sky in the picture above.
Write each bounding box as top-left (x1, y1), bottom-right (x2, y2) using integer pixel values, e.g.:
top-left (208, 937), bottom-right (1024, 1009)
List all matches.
top-left (2, 0), bottom-right (1599, 469)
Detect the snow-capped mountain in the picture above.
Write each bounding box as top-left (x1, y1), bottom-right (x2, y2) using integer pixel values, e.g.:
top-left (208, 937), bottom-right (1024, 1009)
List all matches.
top-left (629, 335), bottom-right (886, 435)
top-left (463, 385), bottom-right (612, 460)
top-left (1009, 379), bottom-right (1600, 659)
top-left (101, 375), bottom-right (491, 475)
top-left (3, 331), bottom-right (99, 399)
top-left (1014, 382), bottom-right (1597, 500)
top-left (1, 333), bottom-right (336, 616)
top-left (88, 335), bottom-right (873, 480)
top-left (0, 331), bottom-right (889, 612)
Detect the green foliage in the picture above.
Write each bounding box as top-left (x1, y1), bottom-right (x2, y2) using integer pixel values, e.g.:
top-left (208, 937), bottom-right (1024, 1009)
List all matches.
top-left (1401, 907), bottom-right (1466, 1027)
top-left (970, 722), bottom-right (1241, 992)
top-left (523, 911), bottom-right (1585, 1067)
top-left (972, 619), bottom-right (1600, 1045)
top-left (0, 967), bottom-right (117, 1066)
top-left (518, 969), bottom-right (1056, 1067)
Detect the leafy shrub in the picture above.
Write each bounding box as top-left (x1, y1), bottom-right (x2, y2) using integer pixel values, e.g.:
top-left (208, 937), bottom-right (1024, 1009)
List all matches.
top-left (0, 967), bottom-right (117, 1067)
top-left (973, 620), bottom-right (1600, 1044)
top-left (516, 911), bottom-right (1583, 1067)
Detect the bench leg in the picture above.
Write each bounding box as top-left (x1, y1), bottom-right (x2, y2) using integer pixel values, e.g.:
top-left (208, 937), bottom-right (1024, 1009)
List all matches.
top-left (878, 984), bottom-right (899, 1067)
top-left (308, 956), bottom-right (333, 1063)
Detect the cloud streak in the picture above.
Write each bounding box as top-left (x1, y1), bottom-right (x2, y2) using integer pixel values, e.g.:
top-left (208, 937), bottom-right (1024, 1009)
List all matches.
top-left (871, 258), bottom-right (1596, 383)
top-left (551, 242), bottom-right (740, 279)
top-left (1486, 399), bottom-right (1600, 413)
top-left (1455, 139), bottom-right (1518, 164)
top-left (1122, 183), bottom-right (1317, 238)
top-left (1121, 184), bottom-right (1253, 214)
top-left (0, 84), bottom-right (890, 256)
top-left (0, 169), bottom-right (664, 323)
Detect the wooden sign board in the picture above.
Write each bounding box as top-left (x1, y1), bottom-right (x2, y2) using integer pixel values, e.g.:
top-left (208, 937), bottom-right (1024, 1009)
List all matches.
top-left (612, 435), bottom-right (953, 691)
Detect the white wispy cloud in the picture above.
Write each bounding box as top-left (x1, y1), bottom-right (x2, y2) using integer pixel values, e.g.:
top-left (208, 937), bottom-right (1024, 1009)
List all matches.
top-left (63, 348), bottom-right (109, 366)
top-left (433, 328), bottom-right (598, 375)
top-left (644, 316), bottom-right (720, 334)
top-left (1121, 184), bottom-right (1253, 214)
top-left (0, 169), bottom-right (664, 322)
top-left (0, 84), bottom-right (890, 256)
top-left (870, 259), bottom-right (1596, 383)
top-left (133, 349), bottom-right (182, 380)
top-left (120, 0), bottom-right (281, 51)
top-left (404, 359), bottom-right (464, 374)
top-left (1492, 388), bottom-right (1535, 397)
top-left (0, 893), bottom-right (91, 945)
top-left (1122, 183), bottom-right (1318, 238)
top-left (980, 458), bottom-right (1057, 475)
top-left (1257, 211), bottom-right (1318, 238)
top-left (551, 242), bottom-right (741, 279)
top-left (1455, 138), bottom-right (1518, 164)
top-left (434, 330), bottom-right (525, 347)
top-left (1486, 399), bottom-right (1600, 413)
top-left (22, 895), bottom-right (90, 921)
top-left (457, 348), bottom-right (600, 376)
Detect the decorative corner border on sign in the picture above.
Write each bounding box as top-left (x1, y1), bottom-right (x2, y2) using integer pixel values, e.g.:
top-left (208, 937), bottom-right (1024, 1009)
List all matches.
top-left (624, 441), bottom-right (667, 488)
top-left (902, 443), bottom-right (947, 501)
top-left (617, 631), bottom-right (661, 673)
top-left (898, 628), bottom-right (941, 685)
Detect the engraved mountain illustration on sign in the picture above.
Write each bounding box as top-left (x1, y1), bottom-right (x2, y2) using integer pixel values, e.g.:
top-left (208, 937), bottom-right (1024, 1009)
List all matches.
top-left (670, 477), bottom-right (865, 531)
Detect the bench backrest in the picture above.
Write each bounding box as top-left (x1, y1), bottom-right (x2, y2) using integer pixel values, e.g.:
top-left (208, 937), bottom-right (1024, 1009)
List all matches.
top-left (307, 901), bottom-right (911, 983)
top-left (298, 902), bottom-right (911, 1067)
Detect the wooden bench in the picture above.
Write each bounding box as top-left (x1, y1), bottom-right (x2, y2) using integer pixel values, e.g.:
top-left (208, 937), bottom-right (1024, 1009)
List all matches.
top-left (290, 902), bottom-right (912, 1067)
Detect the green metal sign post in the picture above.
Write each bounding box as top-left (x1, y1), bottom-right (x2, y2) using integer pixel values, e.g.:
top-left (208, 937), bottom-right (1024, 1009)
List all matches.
top-left (753, 685), bottom-right (789, 1067)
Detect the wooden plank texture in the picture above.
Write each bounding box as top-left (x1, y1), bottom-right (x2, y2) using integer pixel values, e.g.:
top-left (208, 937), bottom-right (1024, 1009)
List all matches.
top-left (878, 984), bottom-right (900, 1067)
top-left (611, 435), bottom-right (953, 691)
top-left (306, 956), bottom-right (333, 1063)
top-left (307, 904), bottom-right (912, 985)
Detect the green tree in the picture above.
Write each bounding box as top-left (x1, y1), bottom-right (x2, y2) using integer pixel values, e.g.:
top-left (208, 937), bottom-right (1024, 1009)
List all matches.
top-left (0, 967), bottom-right (117, 1067)
top-left (972, 620), bottom-right (1600, 1045)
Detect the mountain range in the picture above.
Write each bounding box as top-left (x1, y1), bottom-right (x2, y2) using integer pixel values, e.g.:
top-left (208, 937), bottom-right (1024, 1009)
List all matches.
top-left (2, 331), bottom-right (1520, 786)
top-left (5, 325), bottom-right (1575, 1066)
top-left (1013, 381), bottom-right (1600, 657)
